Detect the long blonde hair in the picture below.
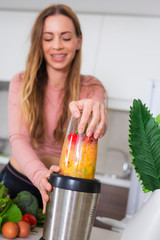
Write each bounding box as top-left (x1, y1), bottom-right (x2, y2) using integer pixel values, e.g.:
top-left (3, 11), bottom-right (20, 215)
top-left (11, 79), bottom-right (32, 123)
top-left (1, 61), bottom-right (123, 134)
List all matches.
top-left (21, 4), bottom-right (82, 146)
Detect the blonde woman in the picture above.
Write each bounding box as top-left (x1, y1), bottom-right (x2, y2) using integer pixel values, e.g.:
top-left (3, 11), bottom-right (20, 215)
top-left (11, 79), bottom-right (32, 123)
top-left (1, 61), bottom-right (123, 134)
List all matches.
top-left (1, 4), bottom-right (107, 212)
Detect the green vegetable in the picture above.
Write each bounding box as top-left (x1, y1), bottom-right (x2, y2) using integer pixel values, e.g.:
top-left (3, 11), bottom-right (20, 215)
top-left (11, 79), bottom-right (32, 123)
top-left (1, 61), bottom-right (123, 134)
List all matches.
top-left (0, 183), bottom-right (8, 198)
top-left (36, 208), bottom-right (45, 227)
top-left (129, 99), bottom-right (160, 192)
top-left (13, 191), bottom-right (39, 217)
top-left (75, 122), bottom-right (88, 135)
top-left (0, 183), bottom-right (22, 229)
top-left (0, 198), bottom-right (22, 227)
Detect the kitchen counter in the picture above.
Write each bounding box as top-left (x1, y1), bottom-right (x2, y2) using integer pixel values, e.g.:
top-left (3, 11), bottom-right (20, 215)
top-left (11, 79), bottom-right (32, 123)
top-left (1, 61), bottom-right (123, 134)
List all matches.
top-left (0, 156), bottom-right (9, 165)
top-left (95, 173), bottom-right (131, 189)
top-left (0, 226), bottom-right (122, 240)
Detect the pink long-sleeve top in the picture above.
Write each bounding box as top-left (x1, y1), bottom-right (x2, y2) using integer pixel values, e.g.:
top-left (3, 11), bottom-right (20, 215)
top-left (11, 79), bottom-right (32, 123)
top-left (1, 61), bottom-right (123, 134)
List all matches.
top-left (8, 72), bottom-right (106, 188)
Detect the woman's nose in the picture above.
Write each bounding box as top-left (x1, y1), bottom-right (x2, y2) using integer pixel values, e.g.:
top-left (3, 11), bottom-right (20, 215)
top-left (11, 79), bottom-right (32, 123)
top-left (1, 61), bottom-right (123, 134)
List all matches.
top-left (52, 37), bottom-right (63, 49)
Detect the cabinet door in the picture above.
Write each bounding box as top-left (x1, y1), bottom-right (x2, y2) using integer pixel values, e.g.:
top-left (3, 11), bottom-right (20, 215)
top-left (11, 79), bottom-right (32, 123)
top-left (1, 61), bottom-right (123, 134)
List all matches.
top-left (94, 183), bottom-right (129, 230)
top-left (77, 13), bottom-right (103, 75)
top-left (95, 16), bottom-right (160, 110)
top-left (0, 11), bottom-right (103, 81)
top-left (0, 10), bottom-right (37, 81)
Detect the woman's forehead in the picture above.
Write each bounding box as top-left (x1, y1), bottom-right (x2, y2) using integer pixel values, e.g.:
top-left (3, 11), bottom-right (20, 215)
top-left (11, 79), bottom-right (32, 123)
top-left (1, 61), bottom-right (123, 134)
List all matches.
top-left (43, 15), bottom-right (76, 34)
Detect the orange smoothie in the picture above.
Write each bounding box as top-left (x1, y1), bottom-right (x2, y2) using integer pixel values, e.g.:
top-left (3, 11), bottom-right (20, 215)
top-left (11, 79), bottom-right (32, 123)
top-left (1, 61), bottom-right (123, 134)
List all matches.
top-left (59, 132), bottom-right (98, 179)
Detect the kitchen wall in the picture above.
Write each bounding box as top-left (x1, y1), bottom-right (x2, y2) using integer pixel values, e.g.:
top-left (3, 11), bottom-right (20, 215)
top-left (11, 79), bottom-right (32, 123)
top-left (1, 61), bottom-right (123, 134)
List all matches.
top-left (96, 109), bottom-right (131, 178)
top-left (1, 0), bottom-right (160, 16)
top-left (0, 86), bottom-right (11, 156)
top-left (0, 89), bottom-right (8, 139)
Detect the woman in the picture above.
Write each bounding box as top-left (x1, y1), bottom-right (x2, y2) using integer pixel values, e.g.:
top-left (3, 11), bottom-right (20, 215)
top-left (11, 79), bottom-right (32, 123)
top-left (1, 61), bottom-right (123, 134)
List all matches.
top-left (1, 4), bottom-right (107, 212)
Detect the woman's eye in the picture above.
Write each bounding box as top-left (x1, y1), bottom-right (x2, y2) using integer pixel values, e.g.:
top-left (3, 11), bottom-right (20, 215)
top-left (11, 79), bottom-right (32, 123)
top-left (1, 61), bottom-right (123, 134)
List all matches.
top-left (63, 38), bottom-right (71, 41)
top-left (44, 39), bottom-right (52, 42)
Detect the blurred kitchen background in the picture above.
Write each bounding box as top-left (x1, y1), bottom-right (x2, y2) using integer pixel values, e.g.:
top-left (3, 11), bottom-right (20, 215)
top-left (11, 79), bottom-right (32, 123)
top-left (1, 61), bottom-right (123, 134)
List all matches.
top-left (1, 0), bottom-right (160, 229)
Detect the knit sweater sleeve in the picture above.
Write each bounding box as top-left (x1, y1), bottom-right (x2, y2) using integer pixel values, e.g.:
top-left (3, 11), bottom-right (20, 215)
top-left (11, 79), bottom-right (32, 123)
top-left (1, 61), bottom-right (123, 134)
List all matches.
top-left (8, 73), bottom-right (48, 188)
top-left (80, 75), bottom-right (107, 105)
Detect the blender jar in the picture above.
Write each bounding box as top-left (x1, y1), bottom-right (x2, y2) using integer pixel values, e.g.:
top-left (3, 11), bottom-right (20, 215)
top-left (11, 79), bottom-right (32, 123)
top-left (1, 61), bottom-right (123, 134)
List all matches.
top-left (59, 111), bottom-right (98, 179)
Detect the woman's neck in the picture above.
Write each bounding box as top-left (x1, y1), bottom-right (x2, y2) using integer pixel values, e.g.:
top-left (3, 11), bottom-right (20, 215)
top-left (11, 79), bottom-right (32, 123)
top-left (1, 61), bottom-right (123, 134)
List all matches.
top-left (47, 66), bottom-right (69, 89)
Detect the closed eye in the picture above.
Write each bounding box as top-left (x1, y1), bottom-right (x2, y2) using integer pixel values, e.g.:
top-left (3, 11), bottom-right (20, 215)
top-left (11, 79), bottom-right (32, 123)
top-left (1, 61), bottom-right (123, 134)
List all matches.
top-left (63, 38), bottom-right (71, 41)
top-left (44, 39), bottom-right (52, 42)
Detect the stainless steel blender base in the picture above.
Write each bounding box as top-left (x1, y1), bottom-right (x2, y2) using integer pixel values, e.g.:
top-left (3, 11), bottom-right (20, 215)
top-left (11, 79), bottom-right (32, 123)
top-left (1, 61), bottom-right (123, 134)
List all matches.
top-left (42, 173), bottom-right (101, 240)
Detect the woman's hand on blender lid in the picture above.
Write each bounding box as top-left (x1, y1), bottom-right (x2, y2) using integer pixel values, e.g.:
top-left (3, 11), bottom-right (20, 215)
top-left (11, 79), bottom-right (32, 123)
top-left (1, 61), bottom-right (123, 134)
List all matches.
top-left (39, 165), bottom-right (60, 213)
top-left (69, 99), bottom-right (107, 139)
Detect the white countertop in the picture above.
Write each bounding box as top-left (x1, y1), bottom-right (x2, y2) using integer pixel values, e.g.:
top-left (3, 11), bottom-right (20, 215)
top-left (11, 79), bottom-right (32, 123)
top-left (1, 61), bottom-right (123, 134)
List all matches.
top-left (0, 226), bottom-right (122, 240)
top-left (0, 155), bottom-right (9, 164)
top-left (95, 173), bottom-right (130, 188)
top-left (91, 227), bottom-right (122, 240)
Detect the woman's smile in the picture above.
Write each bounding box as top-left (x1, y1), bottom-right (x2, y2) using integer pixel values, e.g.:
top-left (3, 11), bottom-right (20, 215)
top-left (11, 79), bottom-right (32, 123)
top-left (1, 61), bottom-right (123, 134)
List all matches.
top-left (51, 53), bottom-right (67, 62)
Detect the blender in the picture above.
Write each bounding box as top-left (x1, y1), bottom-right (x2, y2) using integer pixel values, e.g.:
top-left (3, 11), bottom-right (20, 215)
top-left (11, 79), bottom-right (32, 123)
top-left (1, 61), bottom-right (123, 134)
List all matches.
top-left (40, 112), bottom-right (101, 240)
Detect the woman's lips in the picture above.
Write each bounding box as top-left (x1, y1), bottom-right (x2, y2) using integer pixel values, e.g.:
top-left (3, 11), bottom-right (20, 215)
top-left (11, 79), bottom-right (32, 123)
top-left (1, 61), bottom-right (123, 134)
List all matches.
top-left (51, 54), bottom-right (67, 62)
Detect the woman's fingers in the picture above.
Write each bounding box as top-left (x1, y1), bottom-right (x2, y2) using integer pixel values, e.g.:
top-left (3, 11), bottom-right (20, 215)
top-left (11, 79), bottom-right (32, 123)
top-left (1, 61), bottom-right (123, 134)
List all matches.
top-left (39, 177), bottom-right (51, 213)
top-left (94, 104), bottom-right (107, 139)
top-left (69, 101), bottom-right (81, 118)
top-left (43, 202), bottom-right (47, 214)
top-left (78, 100), bottom-right (92, 134)
top-left (39, 165), bottom-right (60, 213)
top-left (69, 99), bottom-right (93, 134)
top-left (69, 99), bottom-right (107, 138)
top-left (86, 101), bottom-right (101, 137)
top-left (40, 176), bottom-right (52, 192)
top-left (49, 165), bottom-right (60, 175)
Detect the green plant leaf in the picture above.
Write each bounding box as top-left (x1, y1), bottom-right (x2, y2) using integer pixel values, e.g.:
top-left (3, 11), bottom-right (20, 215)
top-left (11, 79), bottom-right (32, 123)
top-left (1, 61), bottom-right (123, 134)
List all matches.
top-left (0, 203), bottom-right (22, 226)
top-left (129, 99), bottom-right (160, 192)
top-left (155, 114), bottom-right (160, 126)
top-left (0, 198), bottom-right (22, 229)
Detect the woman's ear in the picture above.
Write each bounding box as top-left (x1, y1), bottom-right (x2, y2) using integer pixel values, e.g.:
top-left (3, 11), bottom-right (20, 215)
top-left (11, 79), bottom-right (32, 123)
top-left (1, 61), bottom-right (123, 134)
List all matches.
top-left (76, 35), bottom-right (82, 50)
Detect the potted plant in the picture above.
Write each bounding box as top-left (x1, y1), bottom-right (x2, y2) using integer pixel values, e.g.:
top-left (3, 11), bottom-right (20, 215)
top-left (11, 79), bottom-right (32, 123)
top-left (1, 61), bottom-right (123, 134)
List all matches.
top-left (129, 99), bottom-right (160, 192)
top-left (121, 99), bottom-right (160, 240)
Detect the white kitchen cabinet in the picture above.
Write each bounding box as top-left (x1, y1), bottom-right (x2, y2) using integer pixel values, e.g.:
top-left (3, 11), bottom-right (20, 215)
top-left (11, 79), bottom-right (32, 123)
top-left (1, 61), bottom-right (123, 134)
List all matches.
top-left (94, 16), bottom-right (160, 110)
top-left (0, 10), bottom-right (37, 81)
top-left (77, 13), bottom-right (103, 75)
top-left (0, 10), bottom-right (102, 81)
top-left (1, 0), bottom-right (160, 17)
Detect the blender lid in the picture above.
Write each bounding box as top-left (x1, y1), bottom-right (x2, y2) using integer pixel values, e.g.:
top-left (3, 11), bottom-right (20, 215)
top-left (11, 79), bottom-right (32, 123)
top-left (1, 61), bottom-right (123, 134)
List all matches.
top-left (49, 173), bottom-right (101, 193)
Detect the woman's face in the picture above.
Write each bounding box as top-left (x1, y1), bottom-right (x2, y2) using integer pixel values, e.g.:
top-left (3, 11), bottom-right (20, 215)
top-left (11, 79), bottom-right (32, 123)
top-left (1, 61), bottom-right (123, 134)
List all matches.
top-left (42, 14), bottom-right (81, 73)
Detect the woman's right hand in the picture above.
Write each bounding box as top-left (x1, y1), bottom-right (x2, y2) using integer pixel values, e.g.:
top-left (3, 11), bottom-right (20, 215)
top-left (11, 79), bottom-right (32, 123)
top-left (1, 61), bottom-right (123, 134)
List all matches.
top-left (39, 165), bottom-right (60, 213)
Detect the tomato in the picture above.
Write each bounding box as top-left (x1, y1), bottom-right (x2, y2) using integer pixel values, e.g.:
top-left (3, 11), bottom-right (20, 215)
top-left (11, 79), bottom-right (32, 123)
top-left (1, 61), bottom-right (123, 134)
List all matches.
top-left (17, 221), bottom-right (30, 238)
top-left (85, 133), bottom-right (96, 143)
top-left (2, 222), bottom-right (19, 239)
top-left (21, 215), bottom-right (30, 224)
top-left (68, 132), bottom-right (85, 144)
top-left (68, 132), bottom-right (79, 144)
top-left (24, 213), bottom-right (37, 227)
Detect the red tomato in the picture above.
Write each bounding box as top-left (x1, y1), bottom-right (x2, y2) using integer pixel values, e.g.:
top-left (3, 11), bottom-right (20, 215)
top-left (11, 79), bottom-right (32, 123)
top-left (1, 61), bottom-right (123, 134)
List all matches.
top-left (85, 134), bottom-right (96, 143)
top-left (21, 215), bottom-right (30, 224)
top-left (68, 132), bottom-right (84, 144)
top-left (24, 214), bottom-right (37, 227)
top-left (68, 132), bottom-right (79, 144)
